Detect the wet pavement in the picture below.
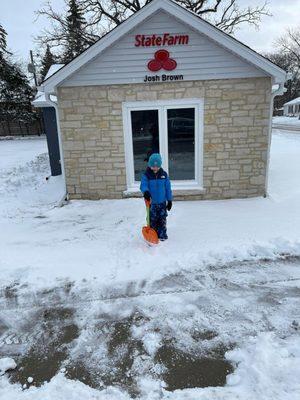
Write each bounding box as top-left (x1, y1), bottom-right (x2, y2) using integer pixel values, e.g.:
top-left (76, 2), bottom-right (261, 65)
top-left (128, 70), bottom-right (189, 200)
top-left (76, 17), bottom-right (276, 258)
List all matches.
top-left (5, 309), bottom-right (234, 396)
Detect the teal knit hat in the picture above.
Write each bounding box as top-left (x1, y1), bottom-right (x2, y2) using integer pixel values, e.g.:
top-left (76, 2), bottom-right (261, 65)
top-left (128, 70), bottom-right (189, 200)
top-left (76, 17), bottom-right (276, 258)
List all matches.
top-left (148, 153), bottom-right (162, 168)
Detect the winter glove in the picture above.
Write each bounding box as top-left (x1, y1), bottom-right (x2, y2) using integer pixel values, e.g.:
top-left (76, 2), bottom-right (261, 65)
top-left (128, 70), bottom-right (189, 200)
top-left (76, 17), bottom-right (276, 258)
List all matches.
top-left (144, 191), bottom-right (151, 201)
top-left (167, 201), bottom-right (172, 211)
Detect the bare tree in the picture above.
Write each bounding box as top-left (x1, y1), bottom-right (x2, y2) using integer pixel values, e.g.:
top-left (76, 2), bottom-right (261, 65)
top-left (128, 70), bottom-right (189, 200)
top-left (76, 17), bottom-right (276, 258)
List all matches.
top-left (266, 52), bottom-right (296, 110)
top-left (276, 28), bottom-right (300, 69)
top-left (266, 27), bottom-right (300, 110)
top-left (211, 0), bottom-right (270, 34)
top-left (36, 0), bottom-right (270, 53)
top-left (79, 0), bottom-right (270, 33)
top-left (35, 0), bottom-right (98, 53)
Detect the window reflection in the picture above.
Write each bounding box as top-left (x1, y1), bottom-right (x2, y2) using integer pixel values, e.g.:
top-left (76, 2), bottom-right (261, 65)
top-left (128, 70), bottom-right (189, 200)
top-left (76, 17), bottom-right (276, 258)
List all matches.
top-left (167, 108), bottom-right (195, 180)
top-left (131, 110), bottom-right (159, 181)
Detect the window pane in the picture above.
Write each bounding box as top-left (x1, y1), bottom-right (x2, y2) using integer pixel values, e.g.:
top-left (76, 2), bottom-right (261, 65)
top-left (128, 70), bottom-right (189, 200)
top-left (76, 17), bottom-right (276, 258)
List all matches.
top-left (167, 108), bottom-right (195, 180)
top-left (131, 110), bottom-right (159, 181)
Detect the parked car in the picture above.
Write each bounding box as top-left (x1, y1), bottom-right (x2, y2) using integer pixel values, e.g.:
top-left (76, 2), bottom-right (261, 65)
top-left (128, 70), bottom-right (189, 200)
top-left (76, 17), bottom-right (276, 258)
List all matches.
top-left (168, 117), bottom-right (194, 140)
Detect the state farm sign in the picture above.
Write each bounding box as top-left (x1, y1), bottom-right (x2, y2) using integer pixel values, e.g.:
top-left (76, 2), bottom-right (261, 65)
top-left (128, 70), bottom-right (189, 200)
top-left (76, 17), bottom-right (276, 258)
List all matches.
top-left (135, 33), bottom-right (189, 83)
top-left (135, 33), bottom-right (189, 47)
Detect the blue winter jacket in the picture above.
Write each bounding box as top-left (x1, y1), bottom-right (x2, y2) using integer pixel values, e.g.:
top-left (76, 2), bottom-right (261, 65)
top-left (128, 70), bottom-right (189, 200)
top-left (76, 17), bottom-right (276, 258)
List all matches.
top-left (140, 167), bottom-right (173, 204)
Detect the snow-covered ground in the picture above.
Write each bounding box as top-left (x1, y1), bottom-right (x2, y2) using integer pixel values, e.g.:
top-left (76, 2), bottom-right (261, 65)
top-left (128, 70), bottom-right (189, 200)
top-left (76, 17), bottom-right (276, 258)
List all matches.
top-left (1, 133), bottom-right (300, 288)
top-left (273, 116), bottom-right (300, 126)
top-left (0, 132), bottom-right (300, 399)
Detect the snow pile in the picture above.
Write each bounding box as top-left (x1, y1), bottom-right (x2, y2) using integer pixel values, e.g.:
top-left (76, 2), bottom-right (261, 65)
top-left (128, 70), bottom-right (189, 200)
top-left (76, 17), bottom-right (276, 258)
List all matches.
top-left (0, 358), bottom-right (17, 376)
top-left (142, 332), bottom-right (162, 357)
top-left (225, 333), bottom-right (300, 399)
top-left (0, 137), bottom-right (64, 219)
top-left (0, 374), bottom-right (131, 400)
top-left (0, 153), bottom-right (49, 195)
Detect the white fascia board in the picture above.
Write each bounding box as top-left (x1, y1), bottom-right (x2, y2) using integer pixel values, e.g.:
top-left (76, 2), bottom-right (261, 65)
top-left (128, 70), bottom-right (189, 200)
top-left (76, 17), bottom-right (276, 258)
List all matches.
top-left (41, 0), bottom-right (286, 93)
top-left (32, 101), bottom-right (53, 108)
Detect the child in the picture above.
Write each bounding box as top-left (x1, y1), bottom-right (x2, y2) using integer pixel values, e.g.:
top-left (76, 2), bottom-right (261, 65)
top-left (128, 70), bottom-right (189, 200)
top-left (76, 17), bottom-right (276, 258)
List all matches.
top-left (140, 153), bottom-right (173, 241)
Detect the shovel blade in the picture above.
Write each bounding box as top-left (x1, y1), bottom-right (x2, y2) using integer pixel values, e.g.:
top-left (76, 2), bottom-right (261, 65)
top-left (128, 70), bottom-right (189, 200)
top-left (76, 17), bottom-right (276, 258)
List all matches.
top-left (142, 226), bottom-right (159, 245)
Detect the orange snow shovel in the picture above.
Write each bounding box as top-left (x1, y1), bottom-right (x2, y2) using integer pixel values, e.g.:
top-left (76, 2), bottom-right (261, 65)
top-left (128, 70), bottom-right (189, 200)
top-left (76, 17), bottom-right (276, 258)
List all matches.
top-left (142, 200), bottom-right (159, 245)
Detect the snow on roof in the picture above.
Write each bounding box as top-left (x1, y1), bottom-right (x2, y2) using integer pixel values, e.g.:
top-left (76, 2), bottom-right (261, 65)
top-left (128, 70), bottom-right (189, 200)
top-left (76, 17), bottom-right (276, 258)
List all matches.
top-left (32, 64), bottom-right (64, 107)
top-left (32, 91), bottom-right (47, 107)
top-left (44, 64), bottom-right (64, 81)
top-left (284, 97), bottom-right (300, 106)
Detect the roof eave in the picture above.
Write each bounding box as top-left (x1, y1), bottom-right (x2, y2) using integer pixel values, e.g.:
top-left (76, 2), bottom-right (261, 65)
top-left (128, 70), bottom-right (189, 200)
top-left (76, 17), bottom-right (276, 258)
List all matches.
top-left (284, 98), bottom-right (300, 106)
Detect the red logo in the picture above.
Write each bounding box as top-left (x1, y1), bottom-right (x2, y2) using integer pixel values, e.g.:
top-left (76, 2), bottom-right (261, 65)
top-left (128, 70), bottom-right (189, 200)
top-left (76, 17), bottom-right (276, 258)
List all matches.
top-left (147, 50), bottom-right (177, 72)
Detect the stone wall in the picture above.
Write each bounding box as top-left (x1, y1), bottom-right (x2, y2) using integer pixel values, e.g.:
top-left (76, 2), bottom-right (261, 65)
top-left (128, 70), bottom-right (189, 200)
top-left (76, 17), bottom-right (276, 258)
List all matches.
top-left (57, 77), bottom-right (272, 200)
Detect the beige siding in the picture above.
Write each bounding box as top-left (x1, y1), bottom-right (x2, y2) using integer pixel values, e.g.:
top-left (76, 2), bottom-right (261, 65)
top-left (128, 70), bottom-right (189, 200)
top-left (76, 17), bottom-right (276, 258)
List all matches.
top-left (57, 77), bottom-right (272, 201)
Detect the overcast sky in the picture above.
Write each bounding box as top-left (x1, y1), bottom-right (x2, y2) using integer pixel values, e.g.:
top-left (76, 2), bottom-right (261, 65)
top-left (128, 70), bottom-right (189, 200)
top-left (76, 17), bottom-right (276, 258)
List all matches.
top-left (1, 0), bottom-right (300, 66)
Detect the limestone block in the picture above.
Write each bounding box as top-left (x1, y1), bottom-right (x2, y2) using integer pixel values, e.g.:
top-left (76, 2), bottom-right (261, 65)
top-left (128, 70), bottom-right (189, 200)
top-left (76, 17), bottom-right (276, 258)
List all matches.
top-left (214, 170), bottom-right (239, 181)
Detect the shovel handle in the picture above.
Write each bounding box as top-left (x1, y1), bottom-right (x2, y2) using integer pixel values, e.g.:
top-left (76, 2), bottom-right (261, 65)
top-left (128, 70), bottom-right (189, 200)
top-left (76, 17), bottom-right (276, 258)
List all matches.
top-left (145, 199), bottom-right (151, 227)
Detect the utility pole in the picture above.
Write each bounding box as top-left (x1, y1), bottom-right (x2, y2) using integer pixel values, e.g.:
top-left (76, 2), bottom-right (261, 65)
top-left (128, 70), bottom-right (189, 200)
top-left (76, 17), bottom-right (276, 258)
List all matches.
top-left (28, 50), bottom-right (38, 87)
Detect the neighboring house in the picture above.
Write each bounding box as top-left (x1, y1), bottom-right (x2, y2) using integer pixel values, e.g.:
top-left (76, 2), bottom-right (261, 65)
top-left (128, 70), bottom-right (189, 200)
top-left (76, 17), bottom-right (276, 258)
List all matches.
top-left (39, 0), bottom-right (287, 201)
top-left (32, 64), bottom-right (64, 176)
top-left (283, 97), bottom-right (300, 117)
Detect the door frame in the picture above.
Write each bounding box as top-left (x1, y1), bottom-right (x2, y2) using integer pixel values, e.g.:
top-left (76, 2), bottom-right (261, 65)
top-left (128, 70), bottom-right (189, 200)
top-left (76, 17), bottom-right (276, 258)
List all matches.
top-left (122, 98), bottom-right (204, 192)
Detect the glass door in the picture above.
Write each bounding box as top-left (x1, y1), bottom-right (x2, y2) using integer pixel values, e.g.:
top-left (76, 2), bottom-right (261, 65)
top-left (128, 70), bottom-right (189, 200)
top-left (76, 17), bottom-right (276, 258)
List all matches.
top-left (130, 109), bottom-right (159, 181)
top-left (166, 107), bottom-right (195, 180)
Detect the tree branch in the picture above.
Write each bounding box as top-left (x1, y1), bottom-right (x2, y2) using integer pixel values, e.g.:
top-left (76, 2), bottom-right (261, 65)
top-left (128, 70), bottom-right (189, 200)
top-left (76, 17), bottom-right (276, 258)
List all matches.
top-left (215, 1), bottom-right (270, 34)
top-left (34, 0), bottom-right (273, 60)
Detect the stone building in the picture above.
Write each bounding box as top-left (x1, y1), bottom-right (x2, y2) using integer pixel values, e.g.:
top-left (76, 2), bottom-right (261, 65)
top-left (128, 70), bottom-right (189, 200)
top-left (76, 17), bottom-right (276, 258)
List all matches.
top-left (40, 0), bottom-right (287, 201)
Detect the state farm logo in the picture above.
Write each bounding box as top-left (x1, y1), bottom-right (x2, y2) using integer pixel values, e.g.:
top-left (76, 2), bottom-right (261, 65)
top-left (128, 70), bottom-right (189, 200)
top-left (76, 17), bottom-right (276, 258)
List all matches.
top-left (147, 50), bottom-right (177, 72)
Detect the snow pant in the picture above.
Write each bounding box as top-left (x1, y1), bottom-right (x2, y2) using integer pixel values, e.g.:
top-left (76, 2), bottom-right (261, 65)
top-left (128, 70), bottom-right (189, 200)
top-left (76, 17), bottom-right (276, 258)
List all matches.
top-left (150, 203), bottom-right (168, 240)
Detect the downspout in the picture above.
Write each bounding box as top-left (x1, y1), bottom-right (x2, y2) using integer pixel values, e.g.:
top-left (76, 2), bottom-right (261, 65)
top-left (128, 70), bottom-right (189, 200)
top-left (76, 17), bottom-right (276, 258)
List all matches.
top-left (264, 80), bottom-right (286, 198)
top-left (45, 92), bottom-right (69, 206)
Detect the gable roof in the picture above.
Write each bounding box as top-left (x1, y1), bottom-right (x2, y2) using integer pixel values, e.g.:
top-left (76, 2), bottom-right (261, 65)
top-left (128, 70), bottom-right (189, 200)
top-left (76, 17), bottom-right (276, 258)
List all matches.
top-left (284, 97), bottom-right (300, 106)
top-left (40, 0), bottom-right (286, 93)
